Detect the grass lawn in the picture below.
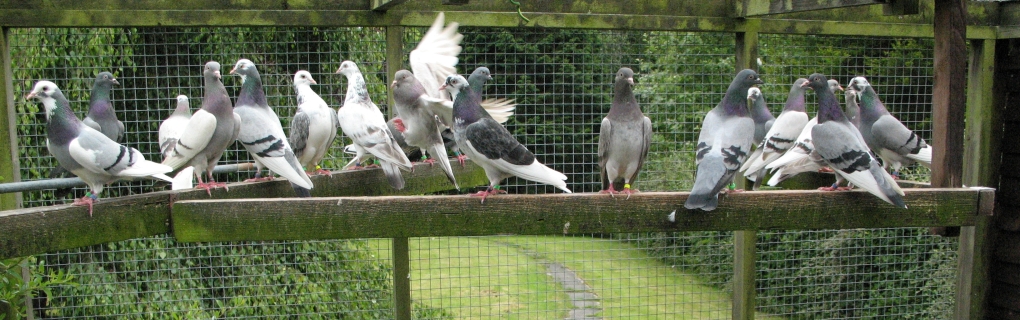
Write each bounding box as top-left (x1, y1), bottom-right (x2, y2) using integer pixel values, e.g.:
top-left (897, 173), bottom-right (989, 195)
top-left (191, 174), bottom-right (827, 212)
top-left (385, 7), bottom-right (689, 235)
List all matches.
top-left (368, 236), bottom-right (783, 320)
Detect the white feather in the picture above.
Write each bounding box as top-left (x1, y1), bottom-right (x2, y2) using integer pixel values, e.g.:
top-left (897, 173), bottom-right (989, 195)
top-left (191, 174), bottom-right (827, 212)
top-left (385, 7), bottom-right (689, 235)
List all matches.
top-left (742, 111), bottom-right (809, 176)
top-left (462, 140), bottom-right (570, 193)
top-left (161, 109), bottom-right (217, 169)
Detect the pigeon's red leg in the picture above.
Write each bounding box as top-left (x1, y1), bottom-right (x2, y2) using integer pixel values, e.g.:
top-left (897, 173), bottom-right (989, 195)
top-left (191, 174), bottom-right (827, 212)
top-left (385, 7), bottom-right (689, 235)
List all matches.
top-left (455, 153), bottom-right (468, 167)
top-left (818, 167), bottom-right (834, 173)
top-left (72, 192), bottom-right (98, 217)
top-left (599, 183), bottom-right (618, 197)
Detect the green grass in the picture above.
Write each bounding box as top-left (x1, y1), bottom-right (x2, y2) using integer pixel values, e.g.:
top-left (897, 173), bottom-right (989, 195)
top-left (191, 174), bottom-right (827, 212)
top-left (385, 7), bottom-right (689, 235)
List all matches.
top-left (369, 236), bottom-right (784, 320)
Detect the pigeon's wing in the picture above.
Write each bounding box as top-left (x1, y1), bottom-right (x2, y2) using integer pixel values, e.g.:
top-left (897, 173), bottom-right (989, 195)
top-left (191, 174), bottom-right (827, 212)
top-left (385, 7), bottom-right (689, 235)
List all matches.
top-left (463, 118), bottom-right (569, 192)
top-left (813, 122), bottom-right (905, 208)
top-left (409, 12), bottom-right (462, 99)
top-left (340, 105), bottom-right (413, 170)
top-left (289, 110), bottom-right (311, 158)
top-left (82, 117), bottom-right (102, 133)
top-left (742, 111), bottom-right (810, 175)
top-left (235, 107), bottom-right (313, 189)
top-left (161, 110), bottom-right (217, 169)
top-left (158, 116), bottom-right (188, 160)
top-left (479, 98), bottom-right (516, 124)
top-left (598, 117), bottom-right (612, 190)
top-left (69, 128), bottom-right (171, 178)
top-left (686, 112), bottom-right (753, 210)
top-left (115, 120), bottom-right (125, 143)
top-left (871, 115), bottom-right (930, 163)
top-left (629, 116), bottom-right (653, 185)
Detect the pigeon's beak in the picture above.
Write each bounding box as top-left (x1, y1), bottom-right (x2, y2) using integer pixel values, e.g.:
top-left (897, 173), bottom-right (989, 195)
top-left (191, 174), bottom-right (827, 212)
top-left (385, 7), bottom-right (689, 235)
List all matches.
top-left (439, 83), bottom-right (447, 91)
top-left (229, 67), bottom-right (237, 75)
top-left (627, 77), bottom-right (634, 85)
top-left (25, 91), bottom-right (37, 100)
top-left (310, 78), bottom-right (317, 85)
top-left (111, 78), bottom-right (120, 85)
top-left (390, 80), bottom-right (397, 88)
top-left (214, 71), bottom-right (222, 80)
top-left (335, 66), bottom-right (344, 74)
top-left (800, 81), bottom-right (811, 89)
top-left (754, 77), bottom-right (763, 85)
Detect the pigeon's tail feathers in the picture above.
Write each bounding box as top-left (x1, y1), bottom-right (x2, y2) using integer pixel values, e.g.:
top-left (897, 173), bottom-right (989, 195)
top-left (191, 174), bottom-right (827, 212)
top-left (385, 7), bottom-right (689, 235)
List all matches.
top-left (766, 155), bottom-right (824, 186)
top-left (292, 184), bottom-right (311, 198)
top-left (151, 174), bottom-right (174, 183)
top-left (739, 147), bottom-right (764, 176)
top-left (118, 155), bottom-right (174, 178)
top-left (508, 161), bottom-right (571, 193)
top-left (743, 151), bottom-right (783, 179)
top-left (766, 167), bottom-right (785, 187)
top-left (381, 160), bottom-right (406, 190)
top-left (765, 148), bottom-right (808, 171)
top-left (172, 166), bottom-right (195, 190)
top-left (837, 163), bottom-right (907, 209)
top-left (751, 168), bottom-right (766, 191)
top-left (255, 154), bottom-right (314, 189)
top-left (428, 143), bottom-right (459, 190)
top-left (906, 145), bottom-right (932, 167)
top-left (480, 98), bottom-right (516, 124)
top-left (685, 154), bottom-right (733, 211)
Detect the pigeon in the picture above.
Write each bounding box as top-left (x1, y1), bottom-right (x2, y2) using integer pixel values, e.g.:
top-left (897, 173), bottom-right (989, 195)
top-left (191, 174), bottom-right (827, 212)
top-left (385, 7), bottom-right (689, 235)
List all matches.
top-left (848, 76), bottom-right (932, 179)
top-left (805, 73), bottom-right (905, 208)
top-left (159, 95), bottom-right (192, 160)
top-left (684, 69), bottom-right (761, 211)
top-left (288, 70), bottom-right (339, 177)
top-left (82, 72), bottom-right (124, 142)
top-left (161, 61), bottom-right (242, 195)
top-left (441, 74), bottom-right (570, 202)
top-left (343, 117), bottom-right (423, 167)
top-left (748, 87), bottom-right (775, 146)
top-left (390, 69), bottom-right (459, 189)
top-left (336, 60), bottom-right (413, 190)
top-left (230, 59), bottom-right (313, 197)
top-left (598, 67), bottom-right (651, 198)
top-left (740, 79), bottom-right (809, 188)
top-left (444, 66), bottom-right (516, 165)
top-left (26, 80), bottom-right (173, 216)
top-left (764, 80), bottom-right (844, 187)
top-left (844, 86), bottom-right (861, 128)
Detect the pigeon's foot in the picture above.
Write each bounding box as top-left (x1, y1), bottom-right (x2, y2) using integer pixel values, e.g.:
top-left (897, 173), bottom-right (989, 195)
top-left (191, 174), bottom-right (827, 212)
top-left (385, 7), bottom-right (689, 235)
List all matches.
top-left (422, 158), bottom-right (436, 166)
top-left (307, 169), bottom-right (332, 176)
top-left (72, 194), bottom-right (97, 217)
top-left (455, 154), bottom-right (468, 167)
top-left (725, 189), bottom-right (745, 194)
top-left (244, 177), bottom-right (274, 183)
top-left (891, 171), bottom-right (901, 180)
top-left (817, 186), bottom-right (838, 191)
top-left (599, 189), bottom-right (619, 197)
top-left (818, 167), bottom-right (835, 173)
top-left (364, 164), bottom-right (380, 169)
top-left (818, 182), bottom-right (850, 191)
top-left (836, 186), bottom-right (854, 191)
top-left (621, 185), bottom-right (635, 200)
top-left (347, 164), bottom-right (365, 170)
top-left (195, 182), bottom-right (216, 196)
top-left (393, 118), bottom-right (406, 133)
top-left (471, 187), bottom-right (507, 204)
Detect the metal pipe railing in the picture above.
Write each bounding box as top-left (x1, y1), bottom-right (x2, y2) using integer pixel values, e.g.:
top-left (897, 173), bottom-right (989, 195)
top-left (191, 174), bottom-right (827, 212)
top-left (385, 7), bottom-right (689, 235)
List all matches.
top-left (0, 163), bottom-right (255, 194)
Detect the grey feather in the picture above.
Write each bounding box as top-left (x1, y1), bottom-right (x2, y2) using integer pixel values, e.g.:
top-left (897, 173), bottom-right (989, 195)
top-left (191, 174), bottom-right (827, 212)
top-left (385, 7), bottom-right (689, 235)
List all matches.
top-left (391, 69), bottom-right (458, 189)
top-left (598, 67), bottom-right (651, 193)
top-left (289, 70), bottom-right (338, 174)
top-left (84, 72), bottom-right (123, 143)
top-left (848, 76), bottom-right (931, 173)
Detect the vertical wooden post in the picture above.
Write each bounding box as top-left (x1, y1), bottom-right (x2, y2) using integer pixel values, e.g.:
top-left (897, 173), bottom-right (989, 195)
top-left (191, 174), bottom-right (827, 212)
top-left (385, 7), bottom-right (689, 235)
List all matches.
top-left (955, 189), bottom-right (995, 320)
top-left (732, 21), bottom-right (759, 320)
top-left (931, 0), bottom-right (967, 188)
top-left (385, 26), bottom-right (404, 118)
top-left (392, 237), bottom-right (412, 320)
top-left (19, 260), bottom-right (32, 320)
top-left (0, 27), bottom-right (21, 210)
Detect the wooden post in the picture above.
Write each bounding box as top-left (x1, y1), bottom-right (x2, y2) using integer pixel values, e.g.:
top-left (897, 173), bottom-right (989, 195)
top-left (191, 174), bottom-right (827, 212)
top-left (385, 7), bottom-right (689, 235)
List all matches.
top-left (931, 0), bottom-right (966, 188)
top-left (385, 26), bottom-right (404, 117)
top-left (392, 237), bottom-right (412, 320)
top-left (0, 27), bottom-right (20, 210)
top-left (19, 260), bottom-right (32, 320)
top-left (733, 23), bottom-right (758, 320)
top-left (955, 189), bottom-right (995, 320)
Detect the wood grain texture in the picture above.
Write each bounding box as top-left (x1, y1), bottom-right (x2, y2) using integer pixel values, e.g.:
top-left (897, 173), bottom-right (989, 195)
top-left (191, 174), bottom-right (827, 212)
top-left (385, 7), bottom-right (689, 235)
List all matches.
top-left (931, 0), bottom-right (967, 188)
top-left (171, 188), bottom-right (983, 242)
top-left (738, 0), bottom-right (882, 17)
top-left (0, 28), bottom-right (18, 210)
top-left (0, 161), bottom-right (486, 259)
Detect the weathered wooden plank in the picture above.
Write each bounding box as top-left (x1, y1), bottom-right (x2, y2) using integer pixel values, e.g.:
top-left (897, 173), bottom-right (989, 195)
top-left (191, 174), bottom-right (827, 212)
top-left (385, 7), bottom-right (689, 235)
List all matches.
top-left (0, 28), bottom-right (17, 210)
top-left (392, 237), bottom-right (411, 320)
top-left (732, 231), bottom-right (756, 320)
top-left (0, 161), bottom-right (486, 259)
top-left (736, 0), bottom-right (883, 17)
top-left (372, 0), bottom-right (410, 12)
top-left (964, 39), bottom-right (1000, 188)
top-left (931, 0), bottom-right (967, 188)
top-left (172, 188), bottom-right (983, 242)
top-left (954, 188), bottom-right (995, 320)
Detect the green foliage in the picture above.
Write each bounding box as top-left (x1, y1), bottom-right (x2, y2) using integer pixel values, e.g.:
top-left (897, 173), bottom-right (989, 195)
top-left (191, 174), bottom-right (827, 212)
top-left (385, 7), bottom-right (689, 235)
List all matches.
top-left (1, 257), bottom-right (77, 319)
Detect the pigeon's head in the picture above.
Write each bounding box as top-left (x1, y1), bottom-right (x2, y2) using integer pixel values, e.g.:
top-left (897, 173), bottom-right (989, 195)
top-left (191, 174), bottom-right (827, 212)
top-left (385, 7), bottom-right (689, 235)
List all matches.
top-left (439, 75), bottom-right (469, 97)
top-left (827, 79), bottom-right (844, 93)
top-left (203, 61), bottom-right (222, 80)
top-left (615, 67), bottom-right (635, 86)
top-left (848, 76), bottom-right (871, 92)
top-left (390, 69), bottom-right (414, 90)
top-left (94, 72), bottom-right (119, 88)
top-left (175, 94), bottom-right (190, 109)
top-left (230, 59), bottom-right (257, 82)
top-left (747, 87), bottom-right (762, 104)
top-left (335, 61), bottom-right (360, 77)
top-left (469, 67), bottom-right (492, 82)
top-left (26, 80), bottom-right (62, 117)
top-left (790, 78), bottom-right (808, 92)
top-left (803, 73), bottom-right (831, 92)
top-left (294, 70), bottom-right (316, 87)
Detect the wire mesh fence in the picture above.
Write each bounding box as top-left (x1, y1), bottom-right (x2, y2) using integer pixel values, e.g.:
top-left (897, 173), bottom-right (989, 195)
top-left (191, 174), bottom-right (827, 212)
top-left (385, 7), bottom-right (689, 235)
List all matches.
top-left (5, 25), bottom-right (954, 319)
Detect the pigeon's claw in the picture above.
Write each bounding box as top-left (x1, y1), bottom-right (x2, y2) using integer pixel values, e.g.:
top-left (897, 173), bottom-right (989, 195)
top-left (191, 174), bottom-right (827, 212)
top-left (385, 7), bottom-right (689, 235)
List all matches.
top-left (422, 158), bottom-right (436, 166)
top-left (72, 194), bottom-right (98, 217)
top-left (818, 167), bottom-right (835, 173)
top-left (455, 154), bottom-right (468, 167)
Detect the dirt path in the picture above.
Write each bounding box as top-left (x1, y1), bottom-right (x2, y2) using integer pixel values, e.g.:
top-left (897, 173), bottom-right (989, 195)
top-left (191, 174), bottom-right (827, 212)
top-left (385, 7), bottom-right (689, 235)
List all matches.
top-left (492, 240), bottom-right (602, 320)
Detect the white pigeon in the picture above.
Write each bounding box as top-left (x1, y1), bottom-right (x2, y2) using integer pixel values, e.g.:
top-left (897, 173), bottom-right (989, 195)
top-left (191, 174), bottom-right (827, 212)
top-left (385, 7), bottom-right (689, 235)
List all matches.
top-left (336, 60), bottom-right (414, 190)
top-left (230, 59), bottom-right (314, 197)
top-left (26, 80), bottom-right (173, 216)
top-left (158, 95), bottom-right (192, 160)
top-left (288, 70), bottom-right (339, 177)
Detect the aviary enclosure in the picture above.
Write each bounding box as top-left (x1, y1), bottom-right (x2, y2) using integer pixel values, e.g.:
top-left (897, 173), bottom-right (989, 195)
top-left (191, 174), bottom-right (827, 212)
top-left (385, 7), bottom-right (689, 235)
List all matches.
top-left (0, 0), bottom-right (1013, 319)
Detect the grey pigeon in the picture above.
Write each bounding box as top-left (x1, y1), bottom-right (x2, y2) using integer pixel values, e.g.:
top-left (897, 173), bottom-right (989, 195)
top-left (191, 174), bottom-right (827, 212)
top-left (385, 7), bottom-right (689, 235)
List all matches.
top-left (444, 66), bottom-right (515, 165)
top-left (806, 73), bottom-right (905, 208)
top-left (442, 74), bottom-right (570, 202)
top-left (391, 69), bottom-right (459, 189)
top-left (340, 119), bottom-right (420, 168)
top-left (82, 72), bottom-right (124, 142)
top-left (159, 95), bottom-right (192, 160)
top-left (748, 87), bottom-right (775, 145)
top-left (741, 79), bottom-right (809, 187)
top-left (289, 70), bottom-right (339, 177)
top-left (230, 59), bottom-right (313, 197)
top-left (336, 60), bottom-right (413, 190)
top-left (848, 76), bottom-right (932, 179)
top-left (162, 61), bottom-right (242, 195)
top-left (26, 80), bottom-right (173, 216)
top-left (764, 80), bottom-right (845, 187)
top-left (598, 67), bottom-right (651, 197)
top-left (684, 69), bottom-right (761, 211)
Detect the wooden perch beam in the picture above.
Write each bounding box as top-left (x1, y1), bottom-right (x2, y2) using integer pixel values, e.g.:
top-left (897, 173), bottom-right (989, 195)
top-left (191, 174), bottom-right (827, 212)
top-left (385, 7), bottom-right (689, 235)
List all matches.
top-left (737, 0), bottom-right (884, 17)
top-left (0, 161), bottom-right (485, 259)
top-left (172, 188), bottom-right (993, 243)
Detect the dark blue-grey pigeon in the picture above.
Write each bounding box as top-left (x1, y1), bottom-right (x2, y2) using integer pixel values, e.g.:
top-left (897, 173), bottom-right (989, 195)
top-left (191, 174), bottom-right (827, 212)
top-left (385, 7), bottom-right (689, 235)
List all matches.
top-left (848, 76), bottom-right (931, 179)
top-left (162, 61), bottom-right (242, 195)
top-left (598, 67), bottom-right (651, 198)
top-left (391, 69), bottom-right (459, 189)
top-left (83, 72), bottom-right (124, 142)
top-left (741, 79), bottom-right (809, 188)
top-left (230, 59), bottom-right (313, 197)
top-left (684, 69), bottom-right (761, 211)
top-left (748, 87), bottom-right (775, 146)
top-left (289, 70), bottom-right (338, 177)
top-left (806, 73), bottom-right (905, 208)
top-left (27, 80), bottom-right (172, 216)
top-left (336, 60), bottom-right (413, 190)
top-left (442, 74), bottom-right (570, 202)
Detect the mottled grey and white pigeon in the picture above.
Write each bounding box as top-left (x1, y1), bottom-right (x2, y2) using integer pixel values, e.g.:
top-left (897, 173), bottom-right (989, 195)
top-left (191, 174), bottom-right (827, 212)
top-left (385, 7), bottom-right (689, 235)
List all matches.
top-left (162, 61), bottom-right (242, 195)
top-left (391, 69), bottom-right (459, 189)
top-left (741, 79), bottom-right (809, 187)
top-left (336, 60), bottom-right (413, 190)
top-left (83, 72), bottom-right (124, 142)
top-left (444, 66), bottom-right (516, 165)
top-left (159, 95), bottom-right (192, 160)
top-left (442, 75), bottom-right (570, 202)
top-left (684, 69), bottom-right (761, 211)
top-left (230, 59), bottom-right (313, 197)
top-left (289, 70), bottom-right (339, 177)
top-left (27, 80), bottom-right (173, 216)
top-left (764, 80), bottom-right (844, 187)
top-left (598, 67), bottom-right (651, 198)
top-left (848, 76), bottom-right (932, 178)
top-left (806, 73), bottom-right (905, 208)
